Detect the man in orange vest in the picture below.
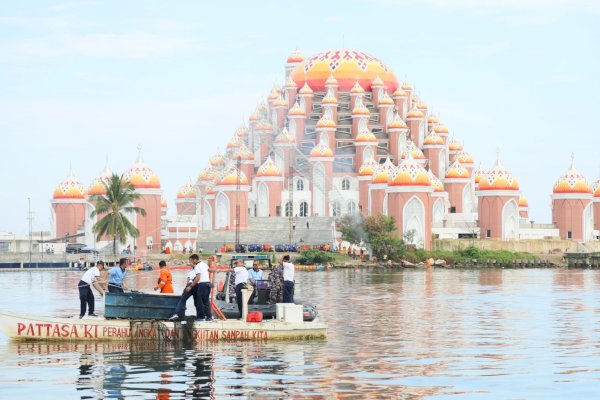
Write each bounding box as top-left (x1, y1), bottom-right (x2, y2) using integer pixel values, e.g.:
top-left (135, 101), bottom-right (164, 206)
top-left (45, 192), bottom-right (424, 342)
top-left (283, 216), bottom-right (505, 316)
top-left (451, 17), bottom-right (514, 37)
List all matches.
top-left (154, 260), bottom-right (174, 293)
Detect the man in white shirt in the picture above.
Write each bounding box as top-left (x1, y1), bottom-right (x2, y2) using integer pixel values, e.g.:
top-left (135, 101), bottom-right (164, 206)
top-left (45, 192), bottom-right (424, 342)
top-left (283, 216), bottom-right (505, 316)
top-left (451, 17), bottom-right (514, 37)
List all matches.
top-left (170, 254), bottom-right (215, 322)
top-left (232, 259), bottom-right (249, 318)
top-left (282, 255), bottom-right (295, 303)
top-left (78, 260), bottom-right (106, 319)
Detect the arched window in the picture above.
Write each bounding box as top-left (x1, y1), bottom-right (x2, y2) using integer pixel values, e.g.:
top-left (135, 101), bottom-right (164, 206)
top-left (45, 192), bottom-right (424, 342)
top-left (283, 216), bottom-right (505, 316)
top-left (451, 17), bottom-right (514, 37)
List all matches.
top-left (296, 179), bottom-right (304, 191)
top-left (285, 202), bottom-right (292, 217)
top-left (299, 201), bottom-right (308, 217)
top-left (347, 201), bottom-right (356, 214)
top-left (332, 201), bottom-right (341, 217)
top-left (341, 178), bottom-right (350, 191)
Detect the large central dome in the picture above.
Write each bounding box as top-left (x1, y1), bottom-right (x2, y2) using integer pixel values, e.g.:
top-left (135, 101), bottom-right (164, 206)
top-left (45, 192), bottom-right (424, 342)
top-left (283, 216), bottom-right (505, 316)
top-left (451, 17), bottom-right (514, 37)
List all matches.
top-left (290, 49), bottom-right (398, 92)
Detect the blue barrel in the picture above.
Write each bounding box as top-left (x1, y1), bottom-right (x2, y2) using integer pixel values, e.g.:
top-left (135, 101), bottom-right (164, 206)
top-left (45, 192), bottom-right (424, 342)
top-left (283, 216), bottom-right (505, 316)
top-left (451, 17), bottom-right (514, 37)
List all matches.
top-left (104, 292), bottom-right (181, 320)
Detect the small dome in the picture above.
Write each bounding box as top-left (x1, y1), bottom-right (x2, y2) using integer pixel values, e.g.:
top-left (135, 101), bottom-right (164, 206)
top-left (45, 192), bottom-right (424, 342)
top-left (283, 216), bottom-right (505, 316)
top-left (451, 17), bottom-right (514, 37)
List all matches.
top-left (256, 156), bottom-right (283, 177)
top-left (392, 88), bottom-right (408, 98)
top-left (390, 157), bottom-right (431, 187)
top-left (406, 108), bottom-right (425, 118)
top-left (472, 164), bottom-right (486, 185)
top-left (287, 49), bottom-right (305, 64)
top-left (53, 169), bottom-right (87, 199)
top-left (209, 153), bottom-right (226, 167)
top-left (254, 120), bottom-right (273, 132)
top-left (427, 169), bottom-right (444, 192)
top-left (378, 92), bottom-right (394, 106)
top-left (285, 74), bottom-right (297, 89)
top-left (553, 157), bottom-right (592, 194)
top-left (267, 84), bottom-right (281, 100)
top-left (519, 195), bottom-right (528, 207)
top-left (355, 128), bottom-right (377, 143)
top-left (593, 178), bottom-right (600, 197)
top-left (232, 145), bottom-right (255, 160)
top-left (325, 73), bottom-right (338, 86)
top-left (275, 128), bottom-right (296, 144)
top-left (235, 124), bottom-right (249, 137)
top-left (401, 82), bottom-right (412, 90)
top-left (350, 80), bottom-right (365, 94)
top-left (445, 159), bottom-right (470, 179)
top-left (358, 157), bottom-right (378, 176)
top-left (198, 166), bottom-right (216, 182)
top-left (310, 140), bottom-right (334, 158)
top-left (288, 100), bottom-right (306, 116)
top-left (434, 124), bottom-right (449, 135)
top-left (448, 139), bottom-right (463, 152)
top-left (177, 180), bottom-right (196, 199)
top-left (455, 150), bottom-right (474, 165)
top-left (479, 158), bottom-right (519, 191)
top-left (124, 154), bottom-right (161, 189)
top-left (427, 115), bottom-right (439, 124)
top-left (352, 97), bottom-right (370, 115)
top-left (416, 102), bottom-right (428, 110)
top-left (217, 166), bottom-right (249, 186)
top-left (161, 196), bottom-right (168, 208)
top-left (88, 164), bottom-right (112, 196)
top-left (226, 135), bottom-right (244, 149)
top-left (372, 158), bottom-right (395, 184)
top-left (298, 82), bottom-right (314, 95)
top-left (423, 131), bottom-right (444, 146)
top-left (273, 94), bottom-right (288, 108)
top-left (322, 92), bottom-right (338, 105)
top-left (400, 140), bottom-right (426, 160)
top-left (388, 112), bottom-right (408, 129)
top-left (205, 185), bottom-right (216, 195)
top-left (371, 75), bottom-right (384, 87)
top-left (248, 113), bottom-right (258, 121)
top-left (316, 114), bottom-right (337, 129)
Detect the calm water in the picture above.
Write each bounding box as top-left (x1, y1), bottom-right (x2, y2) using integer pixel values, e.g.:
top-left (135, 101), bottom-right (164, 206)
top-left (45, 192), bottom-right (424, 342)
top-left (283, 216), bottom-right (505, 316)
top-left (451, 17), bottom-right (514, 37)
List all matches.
top-left (1, 268), bottom-right (600, 399)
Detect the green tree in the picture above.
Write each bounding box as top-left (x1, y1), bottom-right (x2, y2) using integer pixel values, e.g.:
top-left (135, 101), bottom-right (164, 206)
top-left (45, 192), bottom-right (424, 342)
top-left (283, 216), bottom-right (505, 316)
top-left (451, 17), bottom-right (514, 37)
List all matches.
top-left (336, 214), bottom-right (364, 244)
top-left (90, 174), bottom-right (147, 257)
top-left (363, 215), bottom-right (405, 260)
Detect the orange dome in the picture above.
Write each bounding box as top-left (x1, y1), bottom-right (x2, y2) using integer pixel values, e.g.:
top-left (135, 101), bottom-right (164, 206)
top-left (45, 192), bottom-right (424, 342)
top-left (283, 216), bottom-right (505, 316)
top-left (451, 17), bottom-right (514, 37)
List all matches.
top-left (371, 75), bottom-right (384, 87)
top-left (352, 96), bottom-right (370, 115)
top-left (124, 155), bottom-right (161, 189)
top-left (218, 166), bottom-right (249, 186)
top-left (161, 196), bottom-right (168, 208)
top-left (322, 89), bottom-right (338, 105)
top-left (254, 120), bottom-right (273, 132)
top-left (288, 100), bottom-right (306, 116)
top-left (298, 82), bottom-right (314, 95)
top-left (177, 180), bottom-right (196, 199)
top-left (519, 195), bottom-right (528, 207)
top-left (392, 88), bottom-right (408, 98)
top-left (423, 131), bottom-right (444, 146)
top-left (378, 92), bottom-right (394, 106)
top-left (434, 124), bottom-right (449, 134)
top-left (256, 156), bottom-right (282, 177)
top-left (372, 158), bottom-right (395, 184)
top-left (325, 73), bottom-right (338, 86)
top-left (388, 113), bottom-right (408, 129)
top-left (235, 124), bottom-right (249, 137)
top-left (316, 113), bottom-right (337, 129)
top-left (406, 108), bottom-right (425, 119)
top-left (285, 74), bottom-right (297, 89)
top-left (553, 159), bottom-right (592, 194)
top-left (358, 157), bottom-right (378, 176)
top-left (198, 166), bottom-right (216, 181)
top-left (290, 49), bottom-right (398, 92)
top-left (310, 140), bottom-right (334, 158)
top-left (273, 94), bottom-right (288, 108)
top-left (478, 159), bottom-right (519, 191)
top-left (275, 128), bottom-right (296, 144)
top-left (456, 150), bottom-right (474, 165)
top-left (593, 178), bottom-right (600, 197)
top-left (205, 185), bottom-right (216, 195)
top-left (390, 159), bottom-right (431, 187)
top-left (350, 80), bottom-right (365, 94)
top-left (209, 153), bottom-right (226, 167)
top-left (401, 82), bottom-right (412, 90)
top-left (445, 160), bottom-right (470, 179)
top-left (448, 139), bottom-right (463, 152)
top-left (226, 135), bottom-right (244, 149)
top-left (53, 169), bottom-right (87, 199)
top-left (355, 128), bottom-right (377, 143)
top-left (267, 85), bottom-right (281, 101)
top-left (400, 140), bottom-right (426, 160)
top-left (427, 115), bottom-right (439, 124)
top-left (232, 145), bottom-right (255, 160)
top-left (287, 49), bottom-right (304, 64)
top-left (88, 164), bottom-right (112, 196)
top-left (472, 164), bottom-right (486, 185)
top-left (427, 169), bottom-right (444, 192)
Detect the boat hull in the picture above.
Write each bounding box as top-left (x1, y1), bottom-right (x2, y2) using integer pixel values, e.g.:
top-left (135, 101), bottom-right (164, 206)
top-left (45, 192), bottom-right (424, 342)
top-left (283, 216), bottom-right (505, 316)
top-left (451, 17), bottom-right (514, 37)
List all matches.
top-left (0, 311), bottom-right (326, 342)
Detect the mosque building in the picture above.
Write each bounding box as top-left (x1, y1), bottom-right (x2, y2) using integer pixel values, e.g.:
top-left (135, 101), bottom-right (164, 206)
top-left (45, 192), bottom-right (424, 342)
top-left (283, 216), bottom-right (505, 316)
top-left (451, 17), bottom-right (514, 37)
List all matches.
top-left (50, 49), bottom-right (599, 253)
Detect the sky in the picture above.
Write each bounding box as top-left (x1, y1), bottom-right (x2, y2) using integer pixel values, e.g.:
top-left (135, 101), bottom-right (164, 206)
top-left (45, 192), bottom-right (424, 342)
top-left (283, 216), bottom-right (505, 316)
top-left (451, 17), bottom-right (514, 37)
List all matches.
top-left (1, 0), bottom-right (599, 235)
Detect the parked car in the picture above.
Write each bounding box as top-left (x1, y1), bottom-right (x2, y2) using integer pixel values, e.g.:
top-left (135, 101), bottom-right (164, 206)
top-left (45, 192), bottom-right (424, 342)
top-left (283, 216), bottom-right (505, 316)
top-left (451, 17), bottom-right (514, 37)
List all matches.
top-left (65, 243), bottom-right (86, 254)
top-left (247, 244), bottom-right (262, 252)
top-left (274, 244), bottom-right (287, 252)
top-left (235, 244), bottom-right (247, 253)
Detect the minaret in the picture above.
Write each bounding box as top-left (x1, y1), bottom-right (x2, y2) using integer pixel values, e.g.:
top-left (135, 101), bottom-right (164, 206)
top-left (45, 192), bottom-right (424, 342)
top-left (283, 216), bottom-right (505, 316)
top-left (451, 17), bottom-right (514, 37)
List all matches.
top-left (273, 128), bottom-right (296, 174)
top-left (351, 96), bottom-right (370, 137)
top-left (161, 196), bottom-right (168, 217)
top-left (427, 115), bottom-right (439, 133)
top-left (377, 91), bottom-right (395, 130)
top-left (476, 156), bottom-right (521, 240)
top-left (285, 49), bottom-right (304, 79)
top-left (405, 108), bottom-right (425, 147)
top-left (369, 158), bottom-right (395, 216)
top-left (448, 138), bottom-right (463, 162)
top-left (387, 112), bottom-right (409, 162)
top-left (519, 196), bottom-right (529, 221)
top-left (287, 100), bottom-right (306, 142)
top-left (322, 85), bottom-right (339, 123)
top-left (455, 149), bottom-right (475, 178)
top-left (226, 134), bottom-right (243, 157)
top-left (422, 130), bottom-right (445, 178)
top-left (593, 172), bottom-right (600, 232)
top-left (272, 93), bottom-right (288, 129)
top-left (214, 165), bottom-right (250, 229)
top-left (433, 123), bottom-right (449, 144)
top-left (386, 155), bottom-right (433, 249)
top-left (285, 74), bottom-right (298, 109)
top-left (427, 169), bottom-right (448, 228)
top-left (400, 139), bottom-right (427, 167)
top-left (232, 145), bottom-right (255, 182)
top-left (392, 87), bottom-right (409, 118)
top-left (444, 159), bottom-right (470, 214)
top-left (350, 79), bottom-right (365, 110)
top-left (254, 156), bottom-right (284, 217)
top-left (552, 155), bottom-right (594, 241)
top-left (316, 107), bottom-right (337, 149)
top-left (51, 167), bottom-right (87, 242)
top-left (354, 124), bottom-right (377, 170)
top-left (176, 179), bottom-right (197, 216)
top-left (401, 82), bottom-right (413, 109)
top-left (267, 84), bottom-right (281, 114)
top-left (298, 82), bottom-right (314, 116)
top-left (309, 140), bottom-right (334, 217)
top-left (254, 120), bottom-right (274, 162)
top-left (370, 75), bottom-right (384, 105)
top-left (357, 157), bottom-right (378, 216)
top-left (324, 73), bottom-right (339, 98)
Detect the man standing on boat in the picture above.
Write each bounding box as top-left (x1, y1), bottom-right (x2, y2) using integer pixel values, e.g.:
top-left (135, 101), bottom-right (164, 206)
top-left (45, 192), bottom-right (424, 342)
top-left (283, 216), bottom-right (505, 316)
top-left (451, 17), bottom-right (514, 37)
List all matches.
top-left (106, 258), bottom-right (129, 293)
top-left (78, 260), bottom-right (106, 319)
top-left (282, 255), bottom-right (295, 303)
top-left (248, 261), bottom-right (264, 304)
top-left (154, 260), bottom-right (173, 293)
top-left (233, 259), bottom-right (249, 318)
top-left (169, 254), bottom-right (214, 322)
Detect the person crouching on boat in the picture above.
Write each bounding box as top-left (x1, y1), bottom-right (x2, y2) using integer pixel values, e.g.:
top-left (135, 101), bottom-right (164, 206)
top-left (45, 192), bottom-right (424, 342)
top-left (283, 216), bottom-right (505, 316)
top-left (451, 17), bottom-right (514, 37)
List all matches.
top-left (78, 260), bottom-right (106, 319)
top-left (154, 260), bottom-right (173, 293)
top-left (169, 254), bottom-right (215, 322)
top-left (106, 258), bottom-right (129, 293)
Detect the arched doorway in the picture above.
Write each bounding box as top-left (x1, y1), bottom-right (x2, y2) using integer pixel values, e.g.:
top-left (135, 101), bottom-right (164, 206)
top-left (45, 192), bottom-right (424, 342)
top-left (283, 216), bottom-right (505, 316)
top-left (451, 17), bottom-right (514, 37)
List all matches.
top-left (403, 197), bottom-right (425, 248)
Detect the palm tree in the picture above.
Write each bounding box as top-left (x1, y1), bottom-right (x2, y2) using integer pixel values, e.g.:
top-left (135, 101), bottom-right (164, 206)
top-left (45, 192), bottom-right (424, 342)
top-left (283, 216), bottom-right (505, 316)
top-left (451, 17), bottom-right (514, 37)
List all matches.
top-left (90, 174), bottom-right (146, 258)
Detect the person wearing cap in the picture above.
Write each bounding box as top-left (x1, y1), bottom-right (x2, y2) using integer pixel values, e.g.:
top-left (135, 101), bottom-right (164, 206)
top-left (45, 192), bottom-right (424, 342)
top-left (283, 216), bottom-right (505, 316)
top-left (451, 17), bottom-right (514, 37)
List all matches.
top-left (78, 261), bottom-right (106, 318)
top-left (154, 260), bottom-right (173, 293)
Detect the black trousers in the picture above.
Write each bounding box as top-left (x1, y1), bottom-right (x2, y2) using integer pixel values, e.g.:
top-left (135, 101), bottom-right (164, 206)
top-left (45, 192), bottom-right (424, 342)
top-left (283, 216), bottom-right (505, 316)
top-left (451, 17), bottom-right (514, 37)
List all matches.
top-left (283, 280), bottom-right (295, 303)
top-left (235, 283), bottom-right (247, 318)
top-left (175, 285), bottom-right (198, 318)
top-left (78, 280), bottom-right (94, 316)
top-left (195, 282), bottom-right (212, 320)
top-left (108, 284), bottom-right (123, 293)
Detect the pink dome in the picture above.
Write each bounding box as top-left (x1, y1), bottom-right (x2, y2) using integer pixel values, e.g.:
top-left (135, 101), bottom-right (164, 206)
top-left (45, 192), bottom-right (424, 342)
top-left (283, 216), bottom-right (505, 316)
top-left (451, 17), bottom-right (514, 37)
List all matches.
top-left (53, 169), bottom-right (87, 199)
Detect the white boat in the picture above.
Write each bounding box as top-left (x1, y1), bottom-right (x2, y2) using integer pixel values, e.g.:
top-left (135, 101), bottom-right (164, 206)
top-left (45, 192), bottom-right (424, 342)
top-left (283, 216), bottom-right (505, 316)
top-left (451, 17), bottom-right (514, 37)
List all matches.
top-left (0, 311), bottom-right (327, 342)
